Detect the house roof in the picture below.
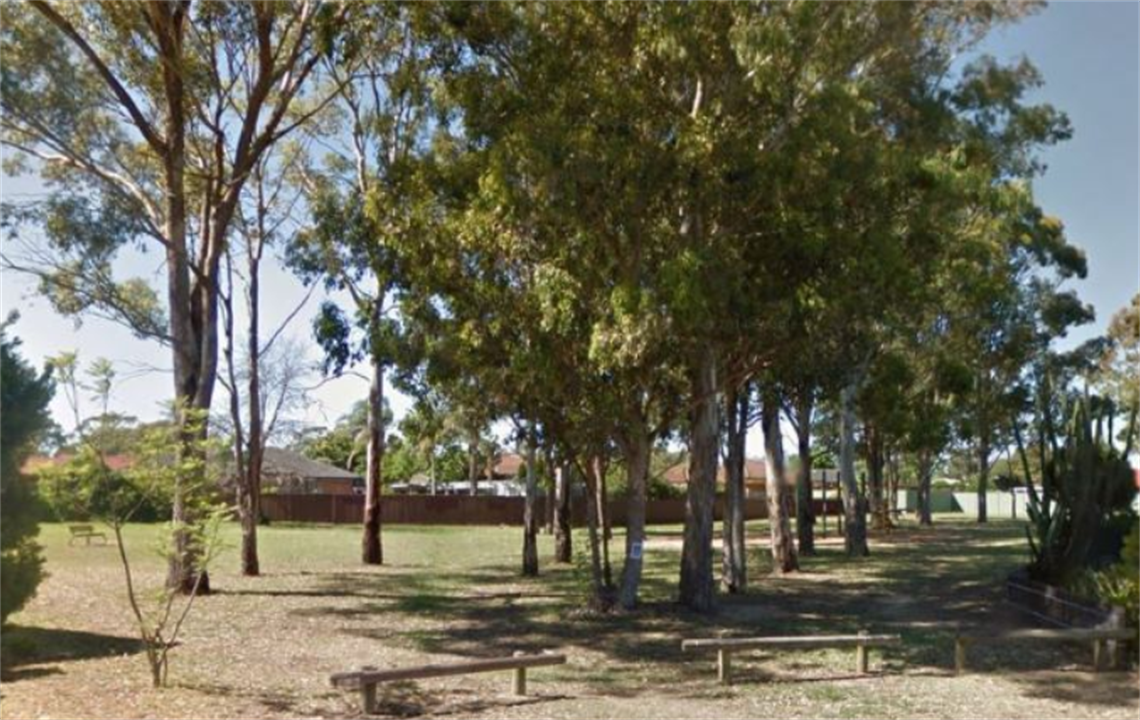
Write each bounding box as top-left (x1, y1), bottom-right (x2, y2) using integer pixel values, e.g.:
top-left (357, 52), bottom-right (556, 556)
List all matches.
top-left (661, 458), bottom-right (768, 487)
top-left (21, 452), bottom-right (134, 474)
top-left (494, 453), bottom-right (525, 478)
top-left (262, 448), bottom-right (361, 481)
top-left (474, 452), bottom-right (526, 480)
top-left (659, 458), bottom-right (841, 488)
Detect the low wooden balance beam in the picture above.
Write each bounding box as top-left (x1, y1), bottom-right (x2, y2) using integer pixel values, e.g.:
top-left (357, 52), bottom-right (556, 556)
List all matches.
top-left (330, 651), bottom-right (567, 713)
top-left (681, 631), bottom-right (902, 684)
top-left (954, 627), bottom-right (1135, 674)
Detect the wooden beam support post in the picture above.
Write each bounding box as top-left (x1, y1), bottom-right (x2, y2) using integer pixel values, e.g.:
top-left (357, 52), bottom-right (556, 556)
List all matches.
top-left (856, 630), bottom-right (869, 674)
top-left (954, 637), bottom-right (967, 675)
top-left (512, 651), bottom-right (527, 695)
top-left (360, 666), bottom-right (377, 714)
top-left (717, 648), bottom-right (732, 685)
top-left (1092, 640), bottom-right (1103, 672)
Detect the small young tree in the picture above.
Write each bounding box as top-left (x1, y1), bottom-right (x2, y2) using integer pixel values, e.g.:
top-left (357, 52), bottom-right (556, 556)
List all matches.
top-left (39, 354), bottom-right (227, 687)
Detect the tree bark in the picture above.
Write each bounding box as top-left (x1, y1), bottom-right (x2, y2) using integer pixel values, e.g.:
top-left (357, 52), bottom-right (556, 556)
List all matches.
top-left (468, 433), bottom-right (479, 496)
top-left (544, 447), bottom-right (555, 534)
top-left (239, 241), bottom-right (264, 577)
top-left (156, 8), bottom-right (207, 594)
top-left (976, 434), bottom-right (990, 524)
top-left (554, 462), bottom-right (573, 563)
top-left (580, 459), bottom-right (610, 609)
top-left (839, 379), bottom-right (869, 557)
top-left (794, 393), bottom-right (816, 556)
top-left (884, 451), bottom-right (893, 517)
top-left (362, 354), bottom-right (384, 565)
top-left (680, 347), bottom-right (718, 613)
top-left (522, 424), bottom-right (539, 577)
top-left (917, 451), bottom-right (933, 526)
top-left (721, 385), bottom-right (747, 593)
top-left (867, 423), bottom-right (888, 531)
top-left (595, 455), bottom-right (612, 587)
top-left (762, 389), bottom-right (798, 573)
top-left (618, 429), bottom-right (650, 609)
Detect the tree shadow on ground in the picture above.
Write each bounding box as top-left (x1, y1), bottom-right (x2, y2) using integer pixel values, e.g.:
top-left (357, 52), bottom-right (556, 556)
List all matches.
top-left (363, 682), bottom-right (567, 718)
top-left (0, 625), bottom-right (143, 682)
top-left (1009, 670), bottom-right (1139, 709)
top-left (263, 519), bottom-right (1135, 709)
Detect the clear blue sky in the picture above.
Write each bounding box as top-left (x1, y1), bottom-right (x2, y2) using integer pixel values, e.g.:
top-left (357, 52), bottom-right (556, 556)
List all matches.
top-left (981, 1), bottom-right (1139, 349)
top-left (2, 1), bottom-right (1137, 449)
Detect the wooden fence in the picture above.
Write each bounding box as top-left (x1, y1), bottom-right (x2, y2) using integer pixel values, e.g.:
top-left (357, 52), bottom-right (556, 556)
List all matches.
top-left (260, 493), bottom-right (840, 527)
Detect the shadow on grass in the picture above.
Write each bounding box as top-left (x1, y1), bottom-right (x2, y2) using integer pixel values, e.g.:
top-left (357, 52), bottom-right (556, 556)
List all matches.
top-left (226, 518), bottom-right (1133, 709)
top-left (1010, 670), bottom-right (1140, 709)
top-left (361, 682), bottom-right (567, 718)
top-left (0, 625), bottom-right (143, 682)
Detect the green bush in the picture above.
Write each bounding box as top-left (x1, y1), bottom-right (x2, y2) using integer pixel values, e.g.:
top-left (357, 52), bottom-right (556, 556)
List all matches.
top-left (1025, 395), bottom-right (1138, 584)
top-left (37, 453), bottom-right (172, 523)
top-left (0, 318), bottom-right (54, 624)
top-left (1077, 521), bottom-right (1140, 632)
top-left (0, 481), bottom-right (46, 624)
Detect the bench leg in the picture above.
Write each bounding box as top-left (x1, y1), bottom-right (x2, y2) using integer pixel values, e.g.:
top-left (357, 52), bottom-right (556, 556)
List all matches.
top-left (511, 650), bottom-right (528, 695)
top-left (856, 644), bottom-right (868, 675)
top-left (717, 649), bottom-right (731, 685)
top-left (360, 682), bottom-right (377, 714)
top-left (359, 666), bottom-right (377, 714)
top-left (954, 639), bottom-right (967, 675)
top-left (1093, 640), bottom-right (1103, 672)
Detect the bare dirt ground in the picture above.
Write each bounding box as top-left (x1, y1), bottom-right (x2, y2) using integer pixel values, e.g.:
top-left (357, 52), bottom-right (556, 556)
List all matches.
top-left (1, 519), bottom-right (1136, 719)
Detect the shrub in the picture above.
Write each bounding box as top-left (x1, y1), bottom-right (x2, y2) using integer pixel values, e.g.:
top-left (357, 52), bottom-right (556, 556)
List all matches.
top-left (0, 319), bottom-right (54, 624)
top-left (1, 467), bottom-right (48, 625)
top-left (1077, 520), bottom-right (1139, 632)
top-left (37, 453), bottom-right (172, 523)
top-left (1024, 395), bottom-right (1137, 584)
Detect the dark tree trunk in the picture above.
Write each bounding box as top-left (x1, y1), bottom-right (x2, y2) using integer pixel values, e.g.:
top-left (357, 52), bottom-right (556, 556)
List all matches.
top-left (468, 433), bottom-right (479, 496)
top-left (554, 463), bottom-right (573, 563)
top-left (884, 444), bottom-right (893, 517)
top-left (362, 355), bottom-right (384, 565)
top-left (977, 434), bottom-right (990, 523)
top-left (595, 456), bottom-right (612, 587)
top-left (680, 347), bottom-right (718, 612)
top-left (721, 384), bottom-right (747, 593)
top-left (839, 380), bottom-right (869, 557)
top-left (580, 458), bottom-right (611, 609)
top-left (867, 424), bottom-right (888, 531)
top-left (522, 424), bottom-right (539, 577)
top-left (917, 451), bottom-right (933, 526)
top-left (240, 248), bottom-right (263, 577)
top-left (762, 389), bottom-right (798, 573)
top-left (544, 447), bottom-right (555, 534)
top-left (794, 393), bottom-right (816, 556)
top-left (618, 429), bottom-right (651, 609)
top-left (159, 16), bottom-right (204, 594)
top-left (238, 437), bottom-right (262, 578)
top-left (221, 261), bottom-right (259, 579)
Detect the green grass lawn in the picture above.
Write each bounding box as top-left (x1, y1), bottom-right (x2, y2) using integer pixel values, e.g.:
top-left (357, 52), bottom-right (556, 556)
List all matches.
top-left (1, 516), bottom-right (1135, 720)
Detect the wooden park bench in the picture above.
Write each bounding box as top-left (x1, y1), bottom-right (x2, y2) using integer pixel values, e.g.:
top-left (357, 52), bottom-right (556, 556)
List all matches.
top-left (67, 524), bottom-right (108, 546)
top-left (330, 651), bottom-right (567, 713)
top-left (681, 631), bottom-right (902, 684)
top-left (954, 626), bottom-right (1136, 674)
